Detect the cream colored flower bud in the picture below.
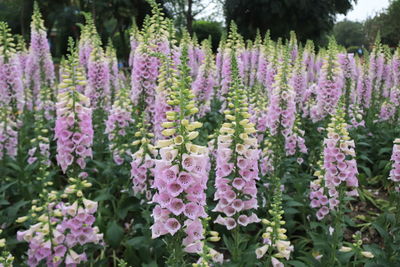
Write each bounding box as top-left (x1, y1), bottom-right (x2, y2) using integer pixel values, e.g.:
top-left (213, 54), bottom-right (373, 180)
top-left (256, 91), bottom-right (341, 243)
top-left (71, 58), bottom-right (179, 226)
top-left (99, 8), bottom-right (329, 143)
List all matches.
top-left (58, 83), bottom-right (69, 89)
top-left (278, 233), bottom-right (287, 239)
top-left (239, 119), bottom-right (249, 126)
top-left (209, 231), bottom-right (219, 237)
top-left (166, 111), bottom-right (176, 117)
top-left (339, 246), bottom-right (352, 252)
top-left (244, 127), bottom-right (256, 134)
top-left (208, 236), bottom-right (221, 242)
top-left (174, 135), bottom-right (184, 145)
top-left (262, 232), bottom-right (271, 239)
top-left (35, 206), bottom-right (43, 212)
top-left (226, 115), bottom-right (235, 121)
top-left (131, 140), bottom-right (141, 146)
top-left (262, 219), bottom-right (270, 225)
top-left (190, 107), bottom-right (199, 114)
top-left (77, 81), bottom-right (87, 86)
top-left (162, 128), bottom-right (176, 137)
top-left (157, 139), bottom-right (174, 148)
top-left (192, 121), bottom-right (203, 129)
top-left (242, 112), bottom-right (250, 119)
top-left (53, 210), bottom-right (62, 217)
top-left (38, 214), bottom-right (49, 222)
top-left (361, 251), bottom-right (374, 258)
top-left (16, 216), bottom-right (28, 223)
top-left (162, 122), bottom-right (175, 128)
top-left (188, 131), bottom-right (199, 140)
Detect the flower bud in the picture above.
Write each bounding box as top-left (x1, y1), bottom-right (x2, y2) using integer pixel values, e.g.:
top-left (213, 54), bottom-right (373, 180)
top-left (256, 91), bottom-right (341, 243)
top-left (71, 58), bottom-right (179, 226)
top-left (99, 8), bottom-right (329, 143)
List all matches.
top-left (162, 128), bottom-right (176, 137)
top-left (16, 216), bottom-right (28, 223)
top-left (360, 251), bottom-right (374, 258)
top-left (188, 131), bottom-right (199, 140)
top-left (208, 236), bottom-right (221, 242)
top-left (339, 246), bottom-right (352, 252)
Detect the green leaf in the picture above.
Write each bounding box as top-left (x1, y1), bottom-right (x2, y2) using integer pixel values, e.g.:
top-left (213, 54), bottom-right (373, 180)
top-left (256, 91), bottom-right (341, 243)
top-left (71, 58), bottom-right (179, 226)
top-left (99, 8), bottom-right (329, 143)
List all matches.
top-left (7, 200), bottom-right (28, 219)
top-left (287, 260), bottom-right (308, 267)
top-left (286, 200), bottom-right (304, 207)
top-left (142, 262), bottom-right (158, 267)
top-left (378, 147), bottom-right (392, 155)
top-left (0, 181), bottom-right (16, 193)
top-left (358, 165), bottom-right (372, 178)
top-left (106, 221), bottom-right (124, 248)
top-left (359, 154), bottom-right (373, 164)
top-left (284, 207), bottom-right (299, 215)
top-left (125, 236), bottom-right (146, 249)
top-left (371, 222), bottom-right (389, 240)
top-left (94, 188), bottom-right (114, 202)
top-left (0, 199), bottom-right (10, 205)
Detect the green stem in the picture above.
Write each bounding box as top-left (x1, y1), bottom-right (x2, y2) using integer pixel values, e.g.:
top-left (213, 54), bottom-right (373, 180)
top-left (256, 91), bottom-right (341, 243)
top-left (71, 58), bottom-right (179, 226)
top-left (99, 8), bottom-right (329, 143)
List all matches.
top-left (232, 227), bottom-right (241, 263)
top-left (330, 186), bottom-right (345, 265)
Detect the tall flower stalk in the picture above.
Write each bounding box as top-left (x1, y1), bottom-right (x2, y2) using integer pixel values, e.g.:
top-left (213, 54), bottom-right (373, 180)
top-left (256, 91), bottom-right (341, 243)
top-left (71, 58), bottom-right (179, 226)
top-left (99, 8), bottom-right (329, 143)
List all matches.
top-left (0, 22), bottom-right (23, 161)
top-left (151, 43), bottom-right (209, 265)
top-left (213, 51), bottom-right (260, 262)
top-left (309, 105), bottom-right (359, 264)
top-left (55, 39), bottom-right (93, 175)
top-left (26, 2), bottom-right (55, 112)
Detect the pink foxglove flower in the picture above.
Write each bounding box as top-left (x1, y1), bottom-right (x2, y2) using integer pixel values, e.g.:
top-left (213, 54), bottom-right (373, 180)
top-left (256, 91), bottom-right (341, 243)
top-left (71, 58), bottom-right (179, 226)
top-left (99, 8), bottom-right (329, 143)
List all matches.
top-left (85, 46), bottom-right (110, 111)
top-left (213, 55), bottom-right (260, 229)
top-left (313, 41), bottom-right (344, 121)
top-left (55, 45), bottom-right (93, 174)
top-left (17, 193), bottom-right (103, 267)
top-left (389, 138), bottom-right (400, 192)
top-left (26, 4), bottom-right (55, 111)
top-left (151, 44), bottom-right (209, 255)
top-left (310, 107), bottom-right (358, 220)
top-left (105, 86), bottom-right (135, 165)
top-left (192, 41), bottom-right (215, 117)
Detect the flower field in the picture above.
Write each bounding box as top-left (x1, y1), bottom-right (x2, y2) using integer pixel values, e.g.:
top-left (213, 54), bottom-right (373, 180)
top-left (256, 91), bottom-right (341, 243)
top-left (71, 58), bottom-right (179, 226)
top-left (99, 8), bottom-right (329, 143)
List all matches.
top-left (1, 2), bottom-right (400, 267)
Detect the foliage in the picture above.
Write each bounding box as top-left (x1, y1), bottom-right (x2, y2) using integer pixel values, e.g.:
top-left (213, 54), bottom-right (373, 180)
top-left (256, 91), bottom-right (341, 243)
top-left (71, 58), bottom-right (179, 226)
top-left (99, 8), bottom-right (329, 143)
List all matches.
top-left (333, 19), bottom-right (366, 48)
top-left (364, 0), bottom-right (400, 48)
top-left (1, 2), bottom-right (400, 267)
top-left (223, 0), bottom-right (356, 43)
top-left (192, 20), bottom-right (223, 52)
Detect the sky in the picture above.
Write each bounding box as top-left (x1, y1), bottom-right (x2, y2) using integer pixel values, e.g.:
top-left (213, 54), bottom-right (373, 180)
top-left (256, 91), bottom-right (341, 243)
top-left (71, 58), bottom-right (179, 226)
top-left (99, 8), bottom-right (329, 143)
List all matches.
top-left (337, 0), bottom-right (390, 21)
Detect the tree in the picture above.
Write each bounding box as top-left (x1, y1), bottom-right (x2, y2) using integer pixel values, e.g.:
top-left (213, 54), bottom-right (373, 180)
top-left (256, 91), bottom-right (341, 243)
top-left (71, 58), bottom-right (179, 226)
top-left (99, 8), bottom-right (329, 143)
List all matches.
top-left (333, 20), bottom-right (366, 48)
top-left (0, 0), bottom-right (167, 59)
top-left (223, 0), bottom-right (356, 43)
top-left (163, 0), bottom-right (214, 35)
top-left (193, 20), bottom-right (223, 51)
top-left (364, 0), bottom-right (400, 48)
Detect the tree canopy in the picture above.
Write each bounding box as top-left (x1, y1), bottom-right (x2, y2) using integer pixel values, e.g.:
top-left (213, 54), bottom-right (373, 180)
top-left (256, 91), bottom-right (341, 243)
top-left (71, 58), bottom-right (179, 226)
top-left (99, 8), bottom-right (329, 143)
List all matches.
top-left (333, 19), bottom-right (366, 48)
top-left (364, 0), bottom-right (400, 48)
top-left (224, 0), bottom-right (356, 44)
